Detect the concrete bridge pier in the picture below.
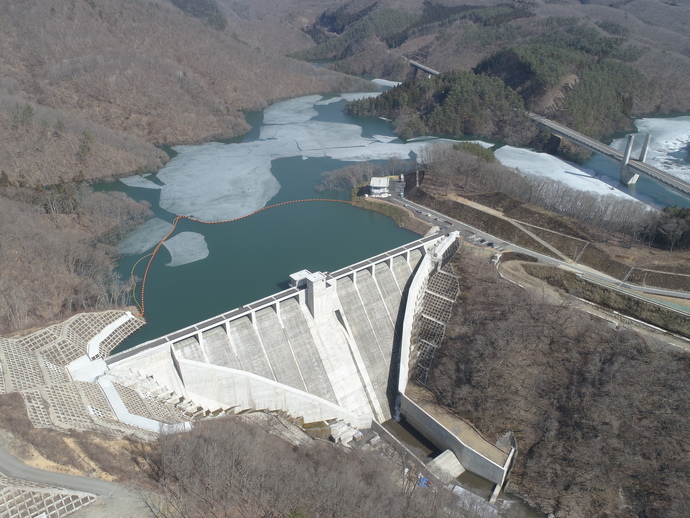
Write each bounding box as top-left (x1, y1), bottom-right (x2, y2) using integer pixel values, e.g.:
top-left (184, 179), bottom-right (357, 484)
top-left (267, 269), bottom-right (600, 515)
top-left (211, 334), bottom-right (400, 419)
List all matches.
top-left (639, 133), bottom-right (651, 162)
top-left (620, 134), bottom-right (640, 186)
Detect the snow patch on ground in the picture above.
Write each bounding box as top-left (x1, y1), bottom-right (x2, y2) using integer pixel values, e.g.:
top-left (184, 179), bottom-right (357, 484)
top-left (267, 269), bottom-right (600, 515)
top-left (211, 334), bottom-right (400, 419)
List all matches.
top-left (117, 218), bottom-right (173, 254)
top-left (463, 140), bottom-right (494, 149)
top-left (340, 92), bottom-right (382, 102)
top-left (611, 116), bottom-right (690, 183)
top-left (495, 146), bottom-right (641, 202)
top-left (162, 232), bottom-right (209, 267)
top-left (372, 78), bottom-right (402, 88)
top-left (372, 134), bottom-right (399, 143)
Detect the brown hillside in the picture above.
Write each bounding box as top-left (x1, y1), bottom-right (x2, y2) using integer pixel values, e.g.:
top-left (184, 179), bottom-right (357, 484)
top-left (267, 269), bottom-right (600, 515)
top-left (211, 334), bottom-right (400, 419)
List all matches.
top-left (0, 0), bottom-right (370, 185)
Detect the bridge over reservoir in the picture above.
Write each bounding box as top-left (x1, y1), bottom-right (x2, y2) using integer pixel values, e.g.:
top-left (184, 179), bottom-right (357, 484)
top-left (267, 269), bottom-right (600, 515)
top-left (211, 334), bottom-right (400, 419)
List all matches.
top-left (408, 60), bottom-right (441, 78)
top-left (404, 60), bottom-right (689, 196)
top-left (531, 113), bottom-right (690, 195)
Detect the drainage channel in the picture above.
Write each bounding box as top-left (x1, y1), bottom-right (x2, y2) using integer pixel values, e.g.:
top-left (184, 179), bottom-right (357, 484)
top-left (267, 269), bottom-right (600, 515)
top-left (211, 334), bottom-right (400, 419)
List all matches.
top-left (380, 418), bottom-right (545, 518)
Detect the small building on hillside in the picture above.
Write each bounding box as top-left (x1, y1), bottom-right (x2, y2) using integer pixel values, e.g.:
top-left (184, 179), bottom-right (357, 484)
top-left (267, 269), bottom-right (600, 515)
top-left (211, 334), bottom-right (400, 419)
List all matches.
top-left (369, 177), bottom-right (390, 198)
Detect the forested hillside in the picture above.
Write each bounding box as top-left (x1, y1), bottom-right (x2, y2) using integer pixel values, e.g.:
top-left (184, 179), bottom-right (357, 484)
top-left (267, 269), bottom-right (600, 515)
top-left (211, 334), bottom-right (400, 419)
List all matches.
top-left (0, 182), bottom-right (151, 333)
top-left (295, 0), bottom-right (690, 138)
top-left (0, 0), bottom-right (369, 334)
top-left (345, 71), bottom-right (532, 143)
top-left (474, 17), bottom-right (653, 138)
top-left (427, 251), bottom-right (690, 517)
top-left (0, 0), bottom-right (367, 186)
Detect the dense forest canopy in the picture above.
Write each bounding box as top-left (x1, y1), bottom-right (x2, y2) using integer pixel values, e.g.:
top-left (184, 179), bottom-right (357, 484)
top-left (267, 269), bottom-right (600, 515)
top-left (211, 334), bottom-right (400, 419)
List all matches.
top-left (346, 71), bottom-right (531, 143)
top-left (426, 252), bottom-right (690, 517)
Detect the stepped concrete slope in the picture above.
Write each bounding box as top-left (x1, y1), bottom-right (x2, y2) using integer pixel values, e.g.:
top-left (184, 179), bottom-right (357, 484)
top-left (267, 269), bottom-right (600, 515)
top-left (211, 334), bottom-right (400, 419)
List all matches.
top-left (106, 233), bottom-right (449, 426)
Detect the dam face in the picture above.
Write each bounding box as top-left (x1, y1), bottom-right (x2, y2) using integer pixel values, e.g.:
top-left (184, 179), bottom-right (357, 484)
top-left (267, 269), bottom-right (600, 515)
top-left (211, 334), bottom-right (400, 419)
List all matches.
top-left (106, 233), bottom-right (448, 427)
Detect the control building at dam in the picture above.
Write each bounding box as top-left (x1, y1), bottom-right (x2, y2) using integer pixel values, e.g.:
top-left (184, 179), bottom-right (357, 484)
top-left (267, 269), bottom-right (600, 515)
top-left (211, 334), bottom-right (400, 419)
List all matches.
top-left (0, 231), bottom-right (515, 497)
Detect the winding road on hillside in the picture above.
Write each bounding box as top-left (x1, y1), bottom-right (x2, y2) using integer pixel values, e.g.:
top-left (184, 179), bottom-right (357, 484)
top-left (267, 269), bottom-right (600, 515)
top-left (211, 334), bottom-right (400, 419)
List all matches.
top-left (0, 446), bottom-right (116, 497)
top-left (390, 196), bottom-right (690, 314)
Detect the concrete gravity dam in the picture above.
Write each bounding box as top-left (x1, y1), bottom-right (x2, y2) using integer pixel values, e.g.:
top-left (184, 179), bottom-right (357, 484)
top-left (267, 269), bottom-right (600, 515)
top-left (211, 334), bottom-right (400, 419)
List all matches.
top-left (0, 230), bottom-right (515, 511)
top-left (108, 234), bottom-right (435, 427)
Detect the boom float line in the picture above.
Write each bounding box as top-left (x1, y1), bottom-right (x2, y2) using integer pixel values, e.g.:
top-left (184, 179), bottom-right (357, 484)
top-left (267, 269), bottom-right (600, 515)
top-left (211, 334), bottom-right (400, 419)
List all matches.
top-left (133, 198), bottom-right (352, 317)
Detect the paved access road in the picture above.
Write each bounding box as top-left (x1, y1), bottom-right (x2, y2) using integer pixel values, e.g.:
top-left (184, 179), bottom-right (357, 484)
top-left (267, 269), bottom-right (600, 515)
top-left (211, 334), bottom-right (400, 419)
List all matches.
top-left (392, 196), bottom-right (690, 311)
top-left (0, 447), bottom-right (116, 497)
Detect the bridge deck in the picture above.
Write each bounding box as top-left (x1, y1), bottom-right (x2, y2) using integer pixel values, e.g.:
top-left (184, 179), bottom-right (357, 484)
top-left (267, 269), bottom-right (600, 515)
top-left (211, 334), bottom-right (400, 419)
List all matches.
top-left (530, 114), bottom-right (690, 196)
top-left (408, 60), bottom-right (440, 76)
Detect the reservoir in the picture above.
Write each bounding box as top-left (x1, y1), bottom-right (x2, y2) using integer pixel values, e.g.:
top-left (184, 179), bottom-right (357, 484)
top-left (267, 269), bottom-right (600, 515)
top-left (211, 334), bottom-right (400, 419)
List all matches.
top-left (106, 92), bottom-right (423, 352)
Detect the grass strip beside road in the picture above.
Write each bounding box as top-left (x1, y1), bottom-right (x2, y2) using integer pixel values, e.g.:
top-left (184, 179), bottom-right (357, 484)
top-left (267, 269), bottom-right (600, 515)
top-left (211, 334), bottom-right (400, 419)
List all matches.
top-left (523, 264), bottom-right (690, 338)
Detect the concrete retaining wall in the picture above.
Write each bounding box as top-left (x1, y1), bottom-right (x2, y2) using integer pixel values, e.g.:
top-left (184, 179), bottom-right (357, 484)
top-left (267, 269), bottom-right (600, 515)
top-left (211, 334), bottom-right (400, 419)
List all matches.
top-left (399, 232), bottom-right (460, 395)
top-left (398, 252), bottom-right (434, 394)
top-left (399, 394), bottom-right (510, 486)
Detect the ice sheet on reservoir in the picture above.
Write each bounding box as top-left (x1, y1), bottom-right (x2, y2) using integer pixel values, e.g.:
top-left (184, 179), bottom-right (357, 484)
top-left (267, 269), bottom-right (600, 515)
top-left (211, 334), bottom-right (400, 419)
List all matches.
top-left (263, 95), bottom-right (321, 125)
top-left (259, 120), bottom-right (449, 162)
top-left (495, 146), bottom-right (642, 202)
top-left (117, 94), bottom-right (484, 254)
top-left (315, 96), bottom-right (348, 106)
top-left (260, 121), bottom-right (367, 154)
top-left (163, 232), bottom-right (209, 267)
top-left (157, 141), bottom-right (281, 222)
top-left (323, 140), bottom-right (431, 162)
top-left (610, 116), bottom-right (690, 183)
top-left (118, 218), bottom-right (173, 254)
top-left (119, 175), bottom-right (163, 190)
